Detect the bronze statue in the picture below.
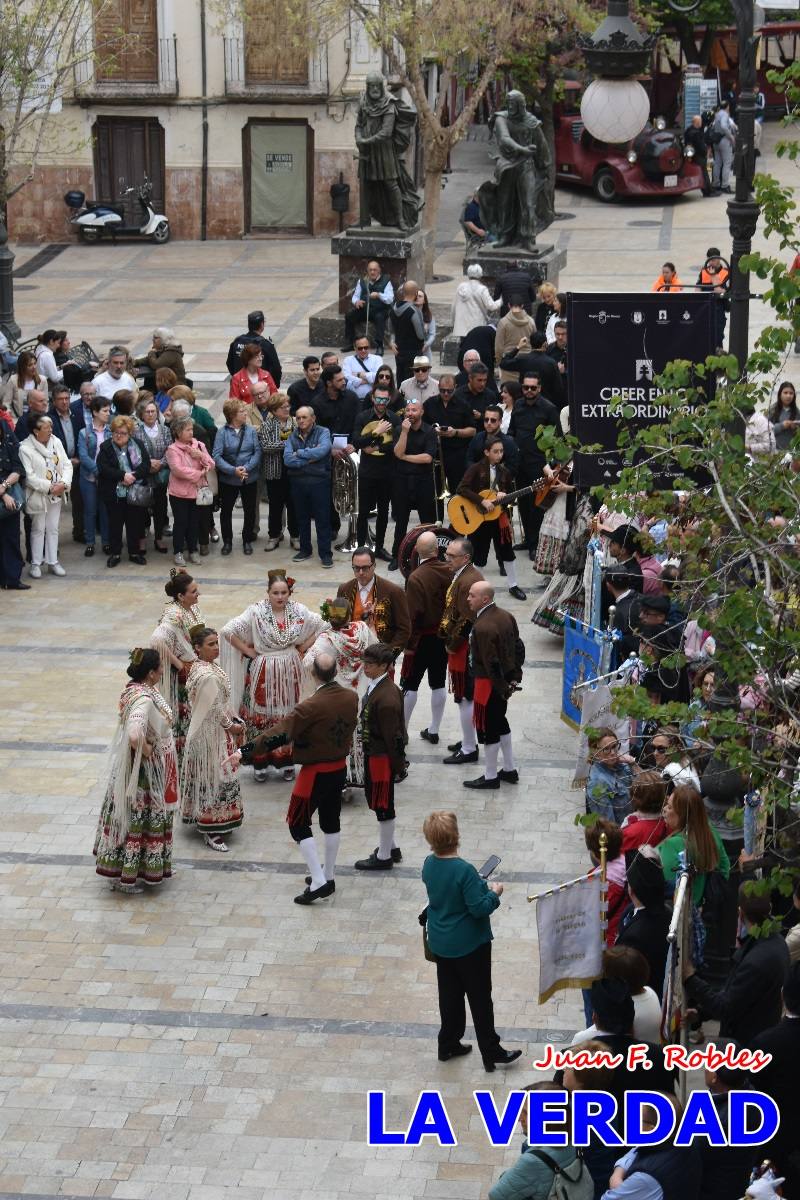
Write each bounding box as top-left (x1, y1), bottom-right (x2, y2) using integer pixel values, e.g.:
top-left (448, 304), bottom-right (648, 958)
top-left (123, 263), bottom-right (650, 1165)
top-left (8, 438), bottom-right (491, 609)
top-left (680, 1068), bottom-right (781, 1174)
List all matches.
top-left (477, 90), bottom-right (554, 251)
top-left (355, 72), bottom-right (422, 232)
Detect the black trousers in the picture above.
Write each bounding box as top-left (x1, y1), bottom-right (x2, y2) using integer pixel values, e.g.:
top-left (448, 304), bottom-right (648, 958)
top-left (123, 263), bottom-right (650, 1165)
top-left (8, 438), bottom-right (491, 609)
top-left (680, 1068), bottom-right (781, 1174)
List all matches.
top-left (395, 355), bottom-right (416, 387)
top-left (435, 942), bottom-right (501, 1059)
top-left (288, 767), bottom-right (347, 843)
top-left (402, 634), bottom-right (448, 692)
top-left (0, 511), bottom-right (24, 586)
top-left (266, 472), bottom-right (298, 538)
top-left (344, 302), bottom-right (390, 349)
top-left (107, 495), bottom-right (145, 556)
top-left (151, 485), bottom-right (169, 541)
top-left (391, 474), bottom-right (437, 556)
top-left (70, 463), bottom-right (84, 539)
top-left (170, 495), bottom-right (199, 553)
top-left (516, 463), bottom-right (546, 552)
top-left (219, 480), bottom-right (258, 544)
top-left (471, 520), bottom-right (515, 567)
top-left (478, 689), bottom-right (510, 746)
top-left (357, 471), bottom-right (392, 549)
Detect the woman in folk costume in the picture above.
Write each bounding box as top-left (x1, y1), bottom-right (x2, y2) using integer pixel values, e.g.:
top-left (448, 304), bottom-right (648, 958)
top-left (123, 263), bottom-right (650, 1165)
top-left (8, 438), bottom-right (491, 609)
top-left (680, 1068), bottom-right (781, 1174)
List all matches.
top-left (150, 570), bottom-right (202, 764)
top-left (303, 597), bottom-right (376, 787)
top-left (181, 626), bottom-right (245, 853)
top-left (94, 648), bottom-right (178, 893)
top-left (220, 569), bottom-right (325, 782)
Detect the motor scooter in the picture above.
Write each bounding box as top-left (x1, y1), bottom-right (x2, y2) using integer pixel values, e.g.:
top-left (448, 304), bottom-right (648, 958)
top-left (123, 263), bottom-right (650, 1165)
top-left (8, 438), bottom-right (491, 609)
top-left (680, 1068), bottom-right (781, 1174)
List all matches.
top-left (65, 178), bottom-right (169, 244)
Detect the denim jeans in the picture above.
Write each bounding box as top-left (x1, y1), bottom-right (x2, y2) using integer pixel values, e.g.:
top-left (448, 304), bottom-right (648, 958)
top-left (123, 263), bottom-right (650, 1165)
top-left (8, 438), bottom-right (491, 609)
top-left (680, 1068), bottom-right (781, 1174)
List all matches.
top-left (80, 475), bottom-right (109, 546)
top-left (289, 474), bottom-right (332, 560)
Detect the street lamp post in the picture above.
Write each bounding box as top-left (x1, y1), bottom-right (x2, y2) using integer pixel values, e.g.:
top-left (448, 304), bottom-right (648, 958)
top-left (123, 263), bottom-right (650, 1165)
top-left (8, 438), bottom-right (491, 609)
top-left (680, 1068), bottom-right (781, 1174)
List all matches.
top-left (578, 0), bottom-right (655, 144)
top-left (0, 216), bottom-right (21, 343)
top-left (725, 0), bottom-right (760, 376)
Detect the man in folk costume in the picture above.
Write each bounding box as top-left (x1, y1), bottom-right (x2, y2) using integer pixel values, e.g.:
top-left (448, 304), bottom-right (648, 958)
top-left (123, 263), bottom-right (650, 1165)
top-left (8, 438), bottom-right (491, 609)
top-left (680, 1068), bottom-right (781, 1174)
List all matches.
top-left (439, 538), bottom-right (484, 766)
top-left (464, 581), bottom-right (522, 790)
top-left (336, 546), bottom-right (411, 654)
top-left (455, 437), bottom-right (527, 601)
top-left (353, 643), bottom-right (408, 871)
top-left (232, 652), bottom-right (358, 904)
top-left (401, 530), bottom-right (452, 744)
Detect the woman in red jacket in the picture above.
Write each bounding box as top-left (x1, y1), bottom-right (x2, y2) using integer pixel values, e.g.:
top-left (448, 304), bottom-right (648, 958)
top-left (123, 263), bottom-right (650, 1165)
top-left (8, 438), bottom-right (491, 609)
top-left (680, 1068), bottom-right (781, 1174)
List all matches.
top-left (229, 344), bottom-right (277, 403)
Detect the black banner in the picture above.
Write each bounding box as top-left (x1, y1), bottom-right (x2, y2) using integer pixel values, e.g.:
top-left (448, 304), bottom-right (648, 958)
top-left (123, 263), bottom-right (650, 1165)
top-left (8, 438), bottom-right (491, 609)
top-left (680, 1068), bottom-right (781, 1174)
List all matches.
top-left (567, 292), bottom-right (717, 488)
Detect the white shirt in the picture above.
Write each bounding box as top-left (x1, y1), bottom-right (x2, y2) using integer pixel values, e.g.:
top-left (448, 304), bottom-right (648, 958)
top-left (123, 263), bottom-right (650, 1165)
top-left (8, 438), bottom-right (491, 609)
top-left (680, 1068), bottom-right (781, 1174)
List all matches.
top-left (34, 345), bottom-right (63, 384)
top-left (358, 579), bottom-right (375, 608)
top-left (94, 369), bottom-right (136, 401)
top-left (342, 353), bottom-right (384, 400)
top-left (364, 674), bottom-right (386, 699)
top-left (352, 278), bottom-right (394, 306)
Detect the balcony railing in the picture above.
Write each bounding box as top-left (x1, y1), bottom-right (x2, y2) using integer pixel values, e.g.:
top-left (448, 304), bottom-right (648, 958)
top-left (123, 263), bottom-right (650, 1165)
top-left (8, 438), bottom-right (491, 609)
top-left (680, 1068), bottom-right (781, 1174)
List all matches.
top-left (223, 36), bottom-right (327, 98)
top-left (74, 36), bottom-right (179, 100)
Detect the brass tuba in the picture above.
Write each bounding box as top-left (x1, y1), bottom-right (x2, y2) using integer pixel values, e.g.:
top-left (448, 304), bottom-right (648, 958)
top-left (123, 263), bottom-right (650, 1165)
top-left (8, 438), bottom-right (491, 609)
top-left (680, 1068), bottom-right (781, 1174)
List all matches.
top-left (333, 453), bottom-right (359, 553)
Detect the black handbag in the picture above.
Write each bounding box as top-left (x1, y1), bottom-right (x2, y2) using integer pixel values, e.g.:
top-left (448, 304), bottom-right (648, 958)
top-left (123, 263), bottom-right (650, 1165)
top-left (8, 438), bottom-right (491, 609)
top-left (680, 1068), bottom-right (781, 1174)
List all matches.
top-left (419, 906), bottom-right (437, 963)
top-left (0, 480), bottom-right (24, 518)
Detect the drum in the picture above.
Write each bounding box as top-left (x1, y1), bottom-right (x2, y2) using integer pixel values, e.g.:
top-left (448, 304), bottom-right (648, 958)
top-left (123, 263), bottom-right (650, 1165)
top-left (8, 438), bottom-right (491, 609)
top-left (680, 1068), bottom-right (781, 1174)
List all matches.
top-left (397, 523), bottom-right (453, 580)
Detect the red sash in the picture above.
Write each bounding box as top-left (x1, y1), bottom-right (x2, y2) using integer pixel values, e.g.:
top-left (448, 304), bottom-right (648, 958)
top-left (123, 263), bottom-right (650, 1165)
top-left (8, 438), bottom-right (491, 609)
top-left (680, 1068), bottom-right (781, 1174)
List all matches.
top-left (163, 750), bottom-right (178, 806)
top-left (473, 678), bottom-right (492, 731)
top-left (447, 641), bottom-right (469, 700)
top-left (498, 511), bottom-right (512, 544)
top-left (366, 754), bottom-right (392, 811)
top-left (286, 759), bottom-right (347, 827)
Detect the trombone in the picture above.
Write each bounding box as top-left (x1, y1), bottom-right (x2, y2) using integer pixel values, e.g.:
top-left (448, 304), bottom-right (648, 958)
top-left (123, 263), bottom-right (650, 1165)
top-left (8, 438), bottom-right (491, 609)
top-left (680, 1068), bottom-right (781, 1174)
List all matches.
top-left (434, 426), bottom-right (451, 504)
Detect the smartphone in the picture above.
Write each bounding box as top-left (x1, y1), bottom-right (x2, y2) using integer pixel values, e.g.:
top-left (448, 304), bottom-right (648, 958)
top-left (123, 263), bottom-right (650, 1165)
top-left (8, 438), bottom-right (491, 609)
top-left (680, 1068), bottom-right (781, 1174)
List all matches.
top-left (478, 854), bottom-right (501, 879)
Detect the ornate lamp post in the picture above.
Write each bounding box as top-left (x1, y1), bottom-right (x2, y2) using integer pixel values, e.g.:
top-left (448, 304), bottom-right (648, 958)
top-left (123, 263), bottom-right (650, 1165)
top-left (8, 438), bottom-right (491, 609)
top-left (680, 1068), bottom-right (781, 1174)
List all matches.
top-left (724, 0), bottom-right (760, 375)
top-left (578, 0), bottom-right (655, 144)
top-left (0, 216), bottom-right (21, 343)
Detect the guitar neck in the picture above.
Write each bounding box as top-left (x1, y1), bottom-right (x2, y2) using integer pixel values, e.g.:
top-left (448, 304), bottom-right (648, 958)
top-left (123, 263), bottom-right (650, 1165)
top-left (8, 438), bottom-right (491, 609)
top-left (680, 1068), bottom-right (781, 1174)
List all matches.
top-left (500, 480), bottom-right (543, 506)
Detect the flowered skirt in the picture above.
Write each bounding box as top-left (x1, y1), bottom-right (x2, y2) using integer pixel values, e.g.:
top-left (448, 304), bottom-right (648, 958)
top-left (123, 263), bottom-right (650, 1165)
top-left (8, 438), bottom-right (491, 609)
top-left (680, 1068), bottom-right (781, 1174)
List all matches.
top-left (171, 664), bottom-right (191, 766)
top-left (240, 653), bottom-right (299, 768)
top-left (531, 570), bottom-right (585, 635)
top-left (183, 776), bottom-right (243, 836)
top-left (94, 766), bottom-right (174, 886)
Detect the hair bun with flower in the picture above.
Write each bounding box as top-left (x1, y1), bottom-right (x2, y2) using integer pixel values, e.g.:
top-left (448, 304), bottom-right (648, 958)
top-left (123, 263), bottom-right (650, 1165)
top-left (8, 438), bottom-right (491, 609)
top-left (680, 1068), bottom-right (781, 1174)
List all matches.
top-left (267, 568), bottom-right (295, 594)
top-left (320, 597), bottom-right (351, 624)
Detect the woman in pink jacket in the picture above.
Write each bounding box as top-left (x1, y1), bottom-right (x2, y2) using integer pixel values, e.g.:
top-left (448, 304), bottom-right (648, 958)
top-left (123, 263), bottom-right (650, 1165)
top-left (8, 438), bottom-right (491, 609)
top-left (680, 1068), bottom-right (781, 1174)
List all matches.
top-left (165, 416), bottom-right (215, 567)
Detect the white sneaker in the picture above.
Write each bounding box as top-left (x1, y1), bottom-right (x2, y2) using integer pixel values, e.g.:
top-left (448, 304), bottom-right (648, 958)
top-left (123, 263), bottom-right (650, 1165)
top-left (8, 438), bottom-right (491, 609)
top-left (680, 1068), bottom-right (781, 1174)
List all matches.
top-left (48, 563), bottom-right (66, 577)
top-left (290, 537), bottom-right (300, 550)
top-left (29, 564), bottom-right (42, 579)
top-left (254, 768), bottom-right (268, 783)
top-left (188, 553), bottom-right (200, 565)
top-left (174, 552), bottom-right (186, 566)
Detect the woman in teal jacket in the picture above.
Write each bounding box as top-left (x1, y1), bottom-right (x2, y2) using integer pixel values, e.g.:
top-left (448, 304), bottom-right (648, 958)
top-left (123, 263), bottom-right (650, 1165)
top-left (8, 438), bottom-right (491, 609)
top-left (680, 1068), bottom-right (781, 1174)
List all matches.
top-left (421, 810), bottom-right (521, 1073)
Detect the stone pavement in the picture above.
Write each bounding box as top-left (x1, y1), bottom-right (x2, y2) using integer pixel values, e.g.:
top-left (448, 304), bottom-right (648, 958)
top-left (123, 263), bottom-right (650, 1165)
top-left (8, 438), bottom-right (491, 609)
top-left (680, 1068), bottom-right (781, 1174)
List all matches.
top-left (1, 123), bottom-right (795, 1199)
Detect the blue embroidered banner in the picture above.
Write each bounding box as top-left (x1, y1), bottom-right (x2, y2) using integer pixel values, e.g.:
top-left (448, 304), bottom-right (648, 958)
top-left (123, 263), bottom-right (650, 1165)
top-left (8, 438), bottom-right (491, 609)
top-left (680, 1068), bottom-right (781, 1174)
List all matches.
top-left (562, 617), bottom-right (606, 729)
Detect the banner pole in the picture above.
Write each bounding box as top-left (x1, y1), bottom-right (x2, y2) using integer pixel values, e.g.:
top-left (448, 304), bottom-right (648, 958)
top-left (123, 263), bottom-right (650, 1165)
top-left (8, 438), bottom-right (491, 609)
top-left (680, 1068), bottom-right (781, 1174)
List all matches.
top-left (599, 831), bottom-right (608, 946)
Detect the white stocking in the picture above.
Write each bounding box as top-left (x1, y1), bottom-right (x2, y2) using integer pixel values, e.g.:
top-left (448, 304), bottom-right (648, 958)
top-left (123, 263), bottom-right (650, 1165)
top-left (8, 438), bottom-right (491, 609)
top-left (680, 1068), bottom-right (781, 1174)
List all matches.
top-left (484, 742), bottom-right (499, 781)
top-left (403, 689), bottom-right (418, 725)
top-left (297, 837), bottom-right (326, 889)
top-left (459, 700), bottom-right (477, 753)
top-left (324, 832), bottom-right (341, 881)
top-left (504, 559), bottom-right (518, 587)
top-left (429, 688), bottom-right (446, 735)
top-left (499, 733), bottom-right (516, 771)
top-left (377, 819), bottom-right (396, 861)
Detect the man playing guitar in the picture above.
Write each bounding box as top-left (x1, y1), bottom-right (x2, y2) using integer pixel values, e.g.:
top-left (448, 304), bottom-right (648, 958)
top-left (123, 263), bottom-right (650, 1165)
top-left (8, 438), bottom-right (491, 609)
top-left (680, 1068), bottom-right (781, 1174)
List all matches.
top-left (456, 438), bottom-right (527, 601)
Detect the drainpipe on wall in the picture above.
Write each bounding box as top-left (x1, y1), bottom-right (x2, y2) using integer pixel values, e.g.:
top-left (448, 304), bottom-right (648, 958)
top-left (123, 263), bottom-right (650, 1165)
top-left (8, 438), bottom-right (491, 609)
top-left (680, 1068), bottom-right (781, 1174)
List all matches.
top-left (200, 0), bottom-right (209, 240)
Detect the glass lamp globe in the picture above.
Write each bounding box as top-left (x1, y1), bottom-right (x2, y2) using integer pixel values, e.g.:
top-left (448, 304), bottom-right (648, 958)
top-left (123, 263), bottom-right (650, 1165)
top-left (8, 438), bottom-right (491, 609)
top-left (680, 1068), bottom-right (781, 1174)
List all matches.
top-left (580, 78), bottom-right (651, 143)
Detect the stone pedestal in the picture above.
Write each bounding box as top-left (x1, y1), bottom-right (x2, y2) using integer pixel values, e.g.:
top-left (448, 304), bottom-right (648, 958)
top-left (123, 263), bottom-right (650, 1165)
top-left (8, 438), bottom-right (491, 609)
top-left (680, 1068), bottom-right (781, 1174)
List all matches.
top-left (463, 243), bottom-right (566, 294)
top-left (308, 225), bottom-right (433, 347)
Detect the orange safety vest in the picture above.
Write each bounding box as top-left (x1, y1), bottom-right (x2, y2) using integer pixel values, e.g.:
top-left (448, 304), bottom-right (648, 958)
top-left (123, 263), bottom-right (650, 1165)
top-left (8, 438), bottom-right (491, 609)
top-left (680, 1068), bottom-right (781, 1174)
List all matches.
top-left (700, 267), bottom-right (729, 287)
top-left (651, 275), bottom-right (682, 293)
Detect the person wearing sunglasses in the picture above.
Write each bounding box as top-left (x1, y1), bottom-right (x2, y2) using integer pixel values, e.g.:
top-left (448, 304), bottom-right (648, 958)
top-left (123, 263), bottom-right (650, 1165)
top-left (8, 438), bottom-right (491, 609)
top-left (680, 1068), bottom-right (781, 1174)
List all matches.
top-left (466, 405), bottom-right (520, 476)
top-left (507, 371), bottom-right (559, 560)
top-left (399, 355), bottom-right (440, 405)
top-left (585, 728), bottom-right (634, 824)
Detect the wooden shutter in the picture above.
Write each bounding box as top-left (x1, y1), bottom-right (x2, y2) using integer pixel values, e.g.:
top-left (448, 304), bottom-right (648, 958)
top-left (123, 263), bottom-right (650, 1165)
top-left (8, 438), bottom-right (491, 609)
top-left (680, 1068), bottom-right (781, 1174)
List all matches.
top-left (94, 0), bottom-right (158, 83)
top-left (244, 0), bottom-right (308, 84)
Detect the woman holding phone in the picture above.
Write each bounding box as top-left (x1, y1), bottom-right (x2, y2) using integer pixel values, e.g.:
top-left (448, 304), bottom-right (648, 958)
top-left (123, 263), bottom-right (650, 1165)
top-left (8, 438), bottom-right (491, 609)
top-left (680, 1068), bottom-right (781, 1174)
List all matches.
top-left (421, 810), bottom-right (521, 1072)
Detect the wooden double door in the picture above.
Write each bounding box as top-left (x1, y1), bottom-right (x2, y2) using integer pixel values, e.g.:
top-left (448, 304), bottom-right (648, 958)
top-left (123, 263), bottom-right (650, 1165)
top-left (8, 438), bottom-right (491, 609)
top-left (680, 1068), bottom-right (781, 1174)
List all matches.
top-left (93, 116), bottom-right (165, 224)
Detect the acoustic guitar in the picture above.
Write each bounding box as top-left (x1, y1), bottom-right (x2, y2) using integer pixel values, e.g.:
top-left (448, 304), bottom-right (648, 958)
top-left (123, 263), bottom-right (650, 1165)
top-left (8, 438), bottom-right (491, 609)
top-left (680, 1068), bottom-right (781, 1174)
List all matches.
top-left (447, 468), bottom-right (568, 536)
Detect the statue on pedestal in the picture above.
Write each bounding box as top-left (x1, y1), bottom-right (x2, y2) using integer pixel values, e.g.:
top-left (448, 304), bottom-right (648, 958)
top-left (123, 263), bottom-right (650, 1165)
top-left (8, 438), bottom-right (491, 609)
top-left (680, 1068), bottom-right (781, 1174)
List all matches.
top-left (355, 72), bottom-right (422, 233)
top-left (477, 90), bottom-right (554, 252)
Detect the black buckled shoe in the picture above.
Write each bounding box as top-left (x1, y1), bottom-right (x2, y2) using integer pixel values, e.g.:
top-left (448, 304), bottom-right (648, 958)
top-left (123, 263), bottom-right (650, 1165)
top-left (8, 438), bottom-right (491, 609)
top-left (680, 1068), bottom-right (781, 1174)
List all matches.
top-left (420, 728), bottom-right (439, 745)
top-left (447, 740), bottom-right (462, 753)
top-left (294, 881), bottom-right (335, 905)
top-left (443, 749), bottom-right (479, 765)
top-left (499, 769), bottom-right (519, 784)
top-left (354, 852), bottom-right (393, 871)
top-left (463, 775), bottom-right (500, 790)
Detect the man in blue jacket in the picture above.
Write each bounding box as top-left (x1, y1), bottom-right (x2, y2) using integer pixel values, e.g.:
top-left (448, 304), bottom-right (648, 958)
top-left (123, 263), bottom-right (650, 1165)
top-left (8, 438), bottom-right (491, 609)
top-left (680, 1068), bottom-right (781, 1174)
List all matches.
top-left (284, 407), bottom-right (333, 568)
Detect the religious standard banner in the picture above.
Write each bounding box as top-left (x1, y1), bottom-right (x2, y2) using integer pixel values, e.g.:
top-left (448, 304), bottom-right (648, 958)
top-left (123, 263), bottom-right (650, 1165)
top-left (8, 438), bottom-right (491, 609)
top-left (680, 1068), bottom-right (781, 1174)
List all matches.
top-left (562, 616), bottom-right (605, 729)
top-left (534, 874), bottom-right (604, 1003)
top-left (566, 292), bottom-right (717, 488)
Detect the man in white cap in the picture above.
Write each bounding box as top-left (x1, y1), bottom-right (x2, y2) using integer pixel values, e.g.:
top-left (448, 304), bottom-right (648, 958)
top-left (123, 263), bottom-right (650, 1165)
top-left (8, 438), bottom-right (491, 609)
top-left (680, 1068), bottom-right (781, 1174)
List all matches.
top-left (399, 355), bottom-right (440, 405)
top-left (450, 263), bottom-right (501, 340)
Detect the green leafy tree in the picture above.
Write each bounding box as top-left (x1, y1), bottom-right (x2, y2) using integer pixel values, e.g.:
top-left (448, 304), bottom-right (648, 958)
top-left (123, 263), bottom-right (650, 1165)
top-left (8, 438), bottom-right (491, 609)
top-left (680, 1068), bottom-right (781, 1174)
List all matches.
top-left (643, 0), bottom-right (733, 67)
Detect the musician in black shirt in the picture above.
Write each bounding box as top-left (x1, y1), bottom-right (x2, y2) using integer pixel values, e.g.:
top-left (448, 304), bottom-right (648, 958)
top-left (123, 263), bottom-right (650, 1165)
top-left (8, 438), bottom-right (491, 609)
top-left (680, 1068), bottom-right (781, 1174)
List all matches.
top-left (389, 400), bottom-right (437, 569)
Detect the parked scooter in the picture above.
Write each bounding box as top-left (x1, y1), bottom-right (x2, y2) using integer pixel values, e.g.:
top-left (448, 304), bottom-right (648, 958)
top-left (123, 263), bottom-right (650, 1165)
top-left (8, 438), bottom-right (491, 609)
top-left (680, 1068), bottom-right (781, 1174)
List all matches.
top-left (65, 178), bottom-right (169, 244)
